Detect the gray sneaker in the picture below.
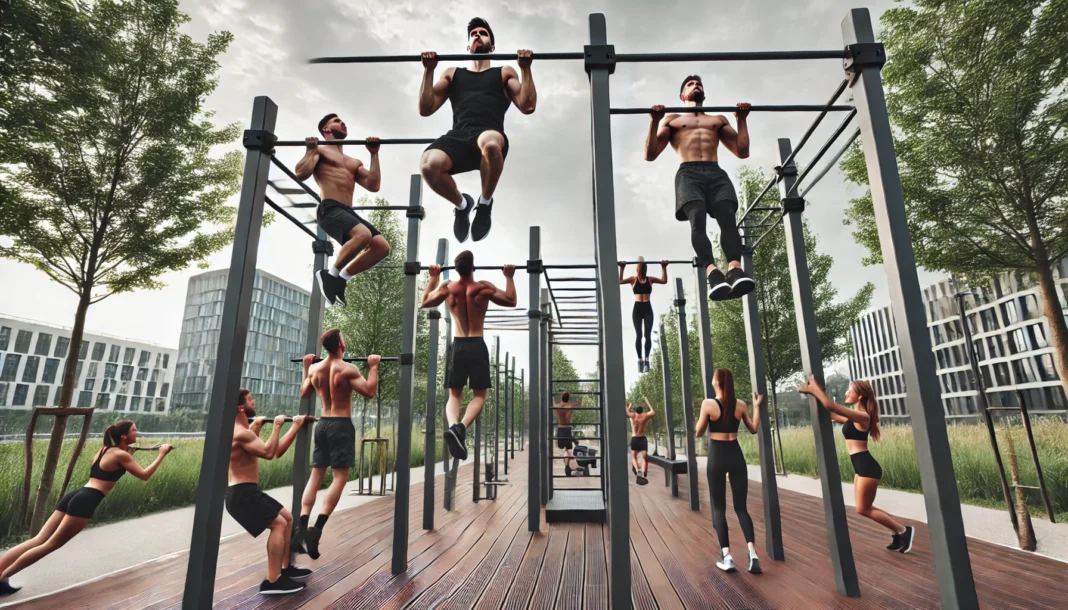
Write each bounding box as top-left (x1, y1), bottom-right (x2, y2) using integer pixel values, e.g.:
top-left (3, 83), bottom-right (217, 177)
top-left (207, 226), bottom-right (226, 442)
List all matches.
top-left (716, 553), bottom-right (736, 572)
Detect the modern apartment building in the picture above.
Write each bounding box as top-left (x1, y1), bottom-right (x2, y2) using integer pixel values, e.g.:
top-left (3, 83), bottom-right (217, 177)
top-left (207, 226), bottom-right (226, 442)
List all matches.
top-left (172, 269), bottom-right (310, 412)
top-left (0, 316), bottom-right (177, 414)
top-left (849, 260), bottom-right (1068, 419)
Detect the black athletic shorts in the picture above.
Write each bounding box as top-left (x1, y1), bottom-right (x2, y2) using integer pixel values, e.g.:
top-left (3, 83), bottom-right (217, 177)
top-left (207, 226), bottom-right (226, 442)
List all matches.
top-left (446, 337), bottom-right (491, 390)
top-left (674, 161), bottom-right (739, 221)
top-left (56, 487), bottom-right (106, 519)
top-left (425, 128), bottom-right (509, 175)
top-left (316, 198), bottom-right (381, 246)
top-left (313, 417), bottom-right (356, 469)
top-left (557, 426), bottom-right (574, 450)
top-left (629, 436), bottom-right (648, 453)
top-left (225, 483), bottom-right (282, 538)
top-left (850, 451), bottom-right (883, 480)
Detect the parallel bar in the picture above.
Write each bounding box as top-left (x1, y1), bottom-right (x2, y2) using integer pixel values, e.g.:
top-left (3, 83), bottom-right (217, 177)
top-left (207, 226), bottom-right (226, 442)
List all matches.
top-left (309, 52), bottom-right (584, 64)
top-left (658, 323), bottom-right (679, 497)
top-left (800, 128), bottom-right (861, 198)
top-left (290, 356), bottom-right (401, 363)
top-left (789, 109), bottom-right (858, 195)
top-left (543, 263), bottom-right (599, 269)
top-left (1017, 393), bottom-right (1056, 522)
top-left (270, 155), bottom-right (322, 202)
top-left (427, 264), bottom-right (530, 271)
top-left (183, 96), bottom-right (277, 610)
top-left (750, 216), bottom-right (785, 252)
top-left (527, 227), bottom-right (542, 532)
top-left (618, 259), bottom-right (695, 266)
top-left (422, 238), bottom-right (447, 530)
top-left (611, 104), bottom-right (852, 114)
top-left (673, 279), bottom-right (700, 512)
top-left (844, 9), bottom-right (977, 607)
top-left (779, 139), bottom-right (858, 595)
top-left (551, 277), bottom-right (599, 281)
top-left (615, 49), bottom-right (849, 62)
top-left (553, 379), bottom-right (602, 384)
top-left (265, 196), bottom-right (318, 239)
top-left (273, 138), bottom-right (436, 146)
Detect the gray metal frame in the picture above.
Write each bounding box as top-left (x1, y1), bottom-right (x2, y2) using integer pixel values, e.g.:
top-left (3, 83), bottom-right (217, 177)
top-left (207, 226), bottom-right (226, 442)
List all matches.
top-left (540, 289), bottom-right (551, 504)
top-left (658, 322), bottom-right (679, 496)
top-left (672, 279), bottom-right (701, 511)
top-left (843, 9), bottom-right (977, 607)
top-left (527, 227), bottom-right (542, 532)
top-left (421, 238), bottom-right (447, 530)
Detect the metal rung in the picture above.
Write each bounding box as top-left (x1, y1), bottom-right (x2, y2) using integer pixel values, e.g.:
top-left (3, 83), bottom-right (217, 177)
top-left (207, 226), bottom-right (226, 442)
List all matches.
top-left (484, 481), bottom-right (511, 486)
top-left (551, 407), bottom-right (601, 411)
top-left (1010, 484), bottom-right (1041, 489)
top-left (552, 455), bottom-right (602, 459)
top-left (552, 278), bottom-right (598, 282)
top-left (987, 407), bottom-right (1023, 411)
top-left (554, 379), bottom-right (601, 383)
top-left (553, 436), bottom-right (602, 441)
top-left (291, 202), bottom-right (317, 209)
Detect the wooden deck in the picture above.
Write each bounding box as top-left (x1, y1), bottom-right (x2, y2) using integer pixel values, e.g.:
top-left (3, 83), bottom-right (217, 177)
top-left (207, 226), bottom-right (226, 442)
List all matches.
top-left (13, 454), bottom-right (1066, 609)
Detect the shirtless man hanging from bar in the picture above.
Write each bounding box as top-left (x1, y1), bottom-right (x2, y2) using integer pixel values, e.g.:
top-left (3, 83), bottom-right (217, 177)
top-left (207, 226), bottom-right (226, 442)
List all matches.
top-left (626, 398), bottom-right (656, 485)
top-left (553, 391), bottom-right (582, 477)
top-left (644, 75), bottom-right (755, 301)
top-left (420, 251), bottom-right (517, 459)
top-left (296, 115), bottom-right (389, 306)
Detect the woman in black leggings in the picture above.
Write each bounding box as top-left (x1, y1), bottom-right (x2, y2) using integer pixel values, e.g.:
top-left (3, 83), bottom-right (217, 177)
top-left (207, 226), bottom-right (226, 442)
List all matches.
top-left (695, 368), bottom-right (765, 574)
top-left (618, 258), bottom-right (667, 373)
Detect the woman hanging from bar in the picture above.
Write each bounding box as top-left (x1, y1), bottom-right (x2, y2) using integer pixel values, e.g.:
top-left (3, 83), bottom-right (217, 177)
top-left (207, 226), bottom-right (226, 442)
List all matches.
top-left (798, 376), bottom-right (916, 554)
top-left (0, 421), bottom-right (173, 596)
top-left (619, 258), bottom-right (668, 372)
top-left (695, 368), bottom-right (765, 574)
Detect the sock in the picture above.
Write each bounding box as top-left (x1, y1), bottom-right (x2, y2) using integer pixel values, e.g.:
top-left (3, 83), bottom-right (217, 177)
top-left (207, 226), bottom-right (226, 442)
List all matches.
top-left (300, 514), bottom-right (309, 530)
top-left (315, 514), bottom-right (330, 530)
top-left (340, 269), bottom-right (353, 281)
top-left (329, 264), bottom-right (341, 277)
top-left (478, 195), bottom-right (492, 206)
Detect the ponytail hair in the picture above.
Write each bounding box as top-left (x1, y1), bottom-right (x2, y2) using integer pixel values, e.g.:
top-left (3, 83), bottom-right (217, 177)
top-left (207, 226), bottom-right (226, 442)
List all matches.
top-left (713, 368), bottom-right (736, 418)
top-left (851, 380), bottom-right (881, 441)
top-left (103, 420), bottom-right (135, 447)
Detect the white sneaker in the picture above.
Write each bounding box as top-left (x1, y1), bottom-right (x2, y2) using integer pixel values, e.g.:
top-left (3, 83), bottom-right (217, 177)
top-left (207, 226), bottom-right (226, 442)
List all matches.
top-left (716, 553), bottom-right (736, 572)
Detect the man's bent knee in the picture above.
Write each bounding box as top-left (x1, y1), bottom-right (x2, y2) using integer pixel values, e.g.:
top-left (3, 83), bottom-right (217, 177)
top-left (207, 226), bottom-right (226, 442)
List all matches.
top-left (348, 224), bottom-right (372, 244)
top-left (420, 151), bottom-right (449, 176)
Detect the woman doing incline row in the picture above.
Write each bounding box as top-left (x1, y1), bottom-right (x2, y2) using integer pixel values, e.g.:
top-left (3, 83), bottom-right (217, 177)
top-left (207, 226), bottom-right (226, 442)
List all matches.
top-left (619, 258), bottom-right (668, 373)
top-left (798, 376), bottom-right (916, 553)
top-left (695, 368), bottom-right (765, 574)
top-left (0, 420), bottom-right (172, 596)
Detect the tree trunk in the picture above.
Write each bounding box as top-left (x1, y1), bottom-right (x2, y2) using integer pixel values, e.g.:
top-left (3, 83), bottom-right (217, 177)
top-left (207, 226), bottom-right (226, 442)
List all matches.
top-left (1004, 430), bottom-right (1037, 551)
top-left (1033, 263), bottom-right (1068, 402)
top-left (769, 378), bottom-right (786, 475)
top-left (29, 290), bottom-right (92, 534)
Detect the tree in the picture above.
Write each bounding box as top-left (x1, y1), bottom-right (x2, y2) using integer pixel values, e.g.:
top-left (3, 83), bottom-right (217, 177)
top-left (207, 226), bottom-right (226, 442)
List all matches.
top-left (0, 0), bottom-right (240, 533)
top-left (840, 0), bottom-right (1068, 399)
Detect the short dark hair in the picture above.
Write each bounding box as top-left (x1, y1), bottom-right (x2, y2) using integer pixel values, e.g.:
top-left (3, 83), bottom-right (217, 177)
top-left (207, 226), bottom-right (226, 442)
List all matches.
top-left (634, 405), bottom-right (644, 414)
top-left (318, 113), bottom-right (338, 136)
top-left (237, 388), bottom-right (251, 406)
top-left (680, 74), bottom-right (702, 94)
top-left (322, 328), bottom-right (343, 355)
top-left (467, 17), bottom-right (495, 47)
top-left (455, 250), bottom-right (474, 276)
top-left (561, 391), bottom-right (570, 402)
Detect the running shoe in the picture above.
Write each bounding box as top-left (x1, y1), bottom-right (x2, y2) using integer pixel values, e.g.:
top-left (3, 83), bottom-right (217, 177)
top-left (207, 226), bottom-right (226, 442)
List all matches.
top-left (259, 576), bottom-right (305, 595)
top-left (283, 566), bottom-right (313, 580)
top-left (886, 532), bottom-right (902, 551)
top-left (748, 554), bottom-right (762, 574)
top-left (445, 423), bottom-right (468, 460)
top-left (315, 270), bottom-right (347, 306)
top-left (898, 525), bottom-right (915, 554)
top-left (725, 267), bottom-right (755, 299)
top-left (471, 198), bottom-right (493, 241)
top-left (707, 269), bottom-right (731, 301)
top-left (453, 194), bottom-right (475, 242)
top-left (716, 553), bottom-right (736, 573)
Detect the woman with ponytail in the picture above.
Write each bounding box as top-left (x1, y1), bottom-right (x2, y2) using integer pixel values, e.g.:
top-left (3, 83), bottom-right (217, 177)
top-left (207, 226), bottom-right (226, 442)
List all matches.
top-left (798, 376), bottom-right (916, 553)
top-left (619, 257), bottom-right (669, 373)
top-left (0, 420), bottom-right (172, 596)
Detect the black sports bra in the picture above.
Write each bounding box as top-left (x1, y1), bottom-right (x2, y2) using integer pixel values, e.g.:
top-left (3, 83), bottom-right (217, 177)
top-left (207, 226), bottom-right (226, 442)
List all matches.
top-left (90, 447), bottom-right (127, 482)
top-left (707, 398), bottom-right (740, 434)
top-left (633, 278), bottom-right (652, 295)
top-left (841, 420), bottom-right (870, 442)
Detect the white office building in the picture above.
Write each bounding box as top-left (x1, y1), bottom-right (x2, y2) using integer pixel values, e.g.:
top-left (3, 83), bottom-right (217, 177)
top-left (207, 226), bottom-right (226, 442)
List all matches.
top-left (0, 316), bottom-right (177, 414)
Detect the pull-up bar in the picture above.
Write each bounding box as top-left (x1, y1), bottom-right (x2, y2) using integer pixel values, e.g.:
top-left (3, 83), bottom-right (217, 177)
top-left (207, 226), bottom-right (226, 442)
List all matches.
top-left (309, 52), bottom-right (585, 64)
top-left (273, 138), bottom-right (436, 146)
top-left (611, 104), bottom-right (853, 114)
top-left (800, 128), bottom-right (861, 199)
top-left (265, 196), bottom-right (318, 240)
top-left (308, 49), bottom-right (849, 65)
top-left (618, 259), bottom-right (694, 266)
top-left (290, 357), bottom-right (401, 364)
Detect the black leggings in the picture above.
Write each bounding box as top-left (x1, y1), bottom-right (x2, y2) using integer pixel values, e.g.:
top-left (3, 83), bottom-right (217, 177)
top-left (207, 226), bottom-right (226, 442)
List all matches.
top-left (683, 200), bottom-right (743, 268)
top-left (632, 301), bottom-right (653, 359)
top-left (707, 439), bottom-right (755, 548)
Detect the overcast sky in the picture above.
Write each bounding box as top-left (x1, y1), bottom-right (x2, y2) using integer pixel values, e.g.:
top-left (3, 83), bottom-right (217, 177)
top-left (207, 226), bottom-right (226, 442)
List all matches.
top-left (0, 0), bottom-right (942, 389)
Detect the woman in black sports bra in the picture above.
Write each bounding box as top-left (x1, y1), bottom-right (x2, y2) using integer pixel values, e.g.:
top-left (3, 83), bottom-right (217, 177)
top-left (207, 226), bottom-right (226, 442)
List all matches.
top-left (695, 368), bottom-right (765, 575)
top-left (618, 257), bottom-right (668, 373)
top-left (0, 420), bottom-right (172, 596)
top-left (798, 376), bottom-right (916, 554)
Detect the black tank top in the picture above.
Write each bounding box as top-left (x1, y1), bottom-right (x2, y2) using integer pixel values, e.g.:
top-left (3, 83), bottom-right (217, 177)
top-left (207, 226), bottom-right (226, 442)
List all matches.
top-left (707, 398), bottom-right (740, 434)
top-left (841, 420), bottom-right (870, 441)
top-left (449, 67), bottom-right (510, 132)
top-left (633, 277), bottom-right (652, 295)
top-left (90, 447), bottom-right (127, 482)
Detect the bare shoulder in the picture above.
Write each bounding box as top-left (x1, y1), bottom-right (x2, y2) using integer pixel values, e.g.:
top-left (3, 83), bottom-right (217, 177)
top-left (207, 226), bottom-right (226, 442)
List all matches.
top-left (442, 66), bottom-right (458, 80)
top-left (715, 114), bottom-right (731, 128)
top-left (478, 279), bottom-right (498, 291)
top-left (233, 428), bottom-right (256, 443)
top-left (663, 113), bottom-right (682, 125)
top-left (501, 65), bottom-right (519, 79)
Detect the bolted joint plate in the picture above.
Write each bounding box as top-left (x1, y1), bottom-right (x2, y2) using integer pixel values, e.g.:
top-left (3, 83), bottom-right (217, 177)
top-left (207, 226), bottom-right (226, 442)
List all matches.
top-left (584, 44), bottom-right (616, 75)
top-left (781, 196), bottom-right (805, 214)
top-left (525, 259), bottom-right (543, 274)
top-left (312, 239), bottom-right (334, 256)
top-left (243, 129), bottom-right (277, 151)
top-left (404, 261), bottom-right (422, 276)
top-left (427, 310), bottom-right (441, 320)
top-left (843, 42), bottom-right (886, 85)
top-left (400, 352), bottom-right (414, 365)
top-left (406, 206), bottom-right (426, 219)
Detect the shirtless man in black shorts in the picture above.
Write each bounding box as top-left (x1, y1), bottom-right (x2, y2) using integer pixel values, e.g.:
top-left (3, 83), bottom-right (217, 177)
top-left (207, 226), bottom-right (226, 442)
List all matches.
top-left (295, 114), bottom-right (389, 306)
top-left (644, 75), bottom-right (755, 301)
top-left (227, 389), bottom-right (311, 595)
top-left (421, 251), bottom-right (516, 459)
top-left (553, 391), bottom-right (582, 476)
top-left (626, 398), bottom-right (656, 485)
top-left (295, 328), bottom-right (379, 560)
top-left (419, 17), bottom-right (537, 243)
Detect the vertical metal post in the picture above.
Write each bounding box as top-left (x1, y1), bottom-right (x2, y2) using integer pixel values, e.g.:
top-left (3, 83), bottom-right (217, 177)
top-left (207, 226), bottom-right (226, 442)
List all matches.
top-left (672, 279), bottom-right (701, 511)
top-left (492, 338), bottom-right (501, 500)
top-left (527, 227), bottom-right (542, 532)
top-left (844, 9), bottom-right (977, 607)
top-left (693, 269), bottom-right (716, 398)
top-left (541, 290), bottom-right (552, 503)
top-left (422, 242), bottom-right (446, 530)
top-left (741, 242), bottom-right (785, 561)
top-left (504, 352), bottom-right (511, 474)
top-left (441, 246), bottom-right (454, 512)
top-left (658, 323), bottom-right (679, 496)
top-left (182, 96), bottom-right (276, 610)
top-left (390, 175), bottom-right (423, 575)
top-left (520, 370), bottom-right (526, 451)
top-left (473, 391), bottom-right (482, 503)
top-left (587, 14), bottom-right (632, 607)
top-left (1017, 393), bottom-right (1056, 522)
top-left (779, 138), bottom-right (858, 596)
top-left (510, 356), bottom-right (516, 465)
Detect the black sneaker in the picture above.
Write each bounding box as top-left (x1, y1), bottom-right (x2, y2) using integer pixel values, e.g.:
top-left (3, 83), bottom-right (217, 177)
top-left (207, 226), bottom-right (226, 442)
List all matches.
top-left (637, 360), bottom-right (644, 373)
top-left (725, 267), bottom-right (755, 299)
top-left (283, 566), bottom-right (313, 580)
top-left (471, 198), bottom-right (493, 241)
top-left (707, 269), bottom-right (731, 301)
top-left (304, 526), bottom-right (322, 560)
top-left (886, 533), bottom-right (902, 551)
top-left (565, 465), bottom-right (572, 477)
top-left (259, 576), bottom-right (305, 595)
top-left (453, 194), bottom-right (475, 242)
top-left (748, 554), bottom-right (762, 574)
top-left (636, 474), bottom-right (648, 486)
top-left (316, 269), bottom-right (348, 306)
top-left (445, 423), bottom-right (469, 460)
top-left (0, 580), bottom-right (21, 596)
top-left (898, 525), bottom-right (915, 554)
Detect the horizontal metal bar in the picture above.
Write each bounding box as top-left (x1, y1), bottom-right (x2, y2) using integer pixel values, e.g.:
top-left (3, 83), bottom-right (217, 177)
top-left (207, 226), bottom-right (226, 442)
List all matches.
top-left (551, 407), bottom-right (602, 411)
top-left (749, 216), bottom-right (785, 251)
top-left (270, 156), bottom-right (322, 203)
top-left (543, 263), bottom-right (598, 270)
top-left (619, 259), bottom-right (695, 266)
top-left (290, 202), bottom-right (317, 209)
top-left (551, 342), bottom-right (601, 345)
top-left (800, 127), bottom-right (861, 199)
top-left (1010, 484), bottom-right (1042, 489)
top-left (790, 109), bottom-right (858, 195)
top-left (290, 356), bottom-right (400, 363)
top-left (555, 308), bottom-right (599, 312)
top-left (614, 50), bottom-right (849, 63)
top-left (553, 436), bottom-right (602, 441)
top-left (273, 138), bottom-right (436, 147)
top-left (556, 390), bottom-right (600, 395)
top-left (248, 416), bottom-right (316, 424)
top-left (267, 183), bottom-right (306, 196)
top-left (308, 52), bottom-right (585, 64)
top-left (611, 104), bottom-right (852, 115)
top-left (264, 196), bottom-right (318, 240)
top-left (429, 265), bottom-right (528, 271)
top-left (553, 379), bottom-right (601, 384)
top-left (552, 287), bottom-right (598, 292)
top-left (551, 277), bottom-right (599, 282)
top-left (553, 297), bottom-right (598, 301)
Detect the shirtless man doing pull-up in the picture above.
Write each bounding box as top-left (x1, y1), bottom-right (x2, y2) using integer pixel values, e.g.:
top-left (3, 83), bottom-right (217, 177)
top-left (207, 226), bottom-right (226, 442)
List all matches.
top-left (553, 391), bottom-right (582, 477)
top-left (626, 398), bottom-right (656, 485)
top-left (421, 251), bottom-right (517, 460)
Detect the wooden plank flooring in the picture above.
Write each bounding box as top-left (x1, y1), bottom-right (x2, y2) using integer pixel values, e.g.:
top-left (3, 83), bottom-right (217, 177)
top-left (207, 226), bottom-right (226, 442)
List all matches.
top-left (11, 453), bottom-right (1067, 609)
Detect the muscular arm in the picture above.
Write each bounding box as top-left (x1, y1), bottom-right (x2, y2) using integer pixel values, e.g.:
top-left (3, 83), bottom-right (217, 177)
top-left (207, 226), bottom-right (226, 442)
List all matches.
top-left (644, 116), bottom-right (674, 161)
top-left (719, 117), bottom-right (750, 159)
top-left (116, 451), bottom-right (168, 481)
top-left (351, 363), bottom-right (378, 399)
top-left (651, 264), bottom-right (669, 285)
top-left (300, 361), bottom-right (315, 399)
top-left (504, 66), bottom-right (536, 114)
top-left (294, 147), bottom-right (321, 180)
top-left (419, 68), bottom-right (452, 116)
top-left (421, 275), bottom-right (450, 308)
top-left (354, 155), bottom-right (381, 193)
top-left (484, 278), bottom-right (517, 308)
top-left (643, 397), bottom-right (656, 417)
top-left (804, 382), bottom-right (863, 426)
top-left (694, 400), bottom-right (711, 437)
top-left (275, 422), bottom-right (303, 458)
top-left (237, 427), bottom-right (281, 460)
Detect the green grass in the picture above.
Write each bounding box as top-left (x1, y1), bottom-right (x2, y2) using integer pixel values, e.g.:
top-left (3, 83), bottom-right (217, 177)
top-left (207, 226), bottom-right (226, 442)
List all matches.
top-left (734, 419), bottom-right (1068, 522)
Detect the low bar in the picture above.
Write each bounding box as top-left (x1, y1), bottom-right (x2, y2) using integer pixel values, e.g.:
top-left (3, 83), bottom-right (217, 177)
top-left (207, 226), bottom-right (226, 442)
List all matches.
top-left (248, 416), bottom-right (316, 424)
top-left (615, 49), bottom-right (849, 62)
top-left (789, 109), bottom-right (858, 195)
top-left (309, 52), bottom-right (584, 64)
top-left (273, 138), bottom-right (436, 146)
top-left (264, 196), bottom-right (318, 240)
top-left (291, 356), bottom-right (400, 363)
top-left (611, 104), bottom-right (852, 114)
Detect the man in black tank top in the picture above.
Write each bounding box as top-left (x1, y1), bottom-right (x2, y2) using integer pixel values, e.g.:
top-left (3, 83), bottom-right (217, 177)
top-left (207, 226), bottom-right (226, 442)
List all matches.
top-left (419, 17), bottom-right (537, 243)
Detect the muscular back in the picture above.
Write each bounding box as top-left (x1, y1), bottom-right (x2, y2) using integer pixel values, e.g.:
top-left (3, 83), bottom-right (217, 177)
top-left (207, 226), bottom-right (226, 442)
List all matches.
top-left (630, 412), bottom-right (653, 436)
top-left (446, 278), bottom-right (495, 337)
top-left (229, 428), bottom-right (261, 485)
top-left (310, 359), bottom-right (359, 418)
top-left (312, 146), bottom-right (363, 204)
top-left (554, 404), bottom-right (576, 426)
top-left (665, 113), bottom-right (729, 162)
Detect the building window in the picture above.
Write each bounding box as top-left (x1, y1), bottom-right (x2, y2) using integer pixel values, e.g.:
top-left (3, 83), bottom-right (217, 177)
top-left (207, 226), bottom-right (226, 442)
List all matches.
top-left (146, 381), bottom-right (156, 397)
top-left (137, 368), bottom-right (148, 381)
top-left (0, 326), bottom-right (9, 351)
top-left (54, 336), bottom-right (70, 359)
top-left (78, 341), bottom-right (89, 359)
top-left (33, 385), bottom-right (50, 407)
top-left (86, 361), bottom-right (98, 379)
top-left (22, 356), bottom-right (39, 383)
top-left (96, 393), bottom-right (110, 409)
top-left (163, 354), bottom-right (170, 369)
top-left (115, 395), bottom-right (127, 411)
top-left (1, 354), bottom-right (21, 382)
top-left (155, 398), bottom-right (166, 412)
top-left (34, 333), bottom-right (52, 356)
top-left (121, 365), bottom-right (133, 381)
top-left (92, 342), bottom-right (106, 361)
top-left (14, 330), bottom-right (32, 353)
top-left (109, 344), bottom-right (120, 362)
top-left (151, 369), bottom-right (160, 383)
top-left (134, 381), bottom-right (142, 395)
top-left (77, 391), bottom-right (92, 407)
top-left (160, 383), bottom-right (169, 398)
top-left (138, 350), bottom-right (150, 367)
top-left (13, 384), bottom-right (29, 406)
top-left (1037, 354), bottom-right (1058, 381)
top-left (104, 363), bottom-right (117, 380)
top-left (41, 358), bottom-right (59, 384)
top-left (0, 383), bottom-right (7, 406)
top-left (155, 353), bottom-right (161, 368)
top-left (53, 386), bottom-right (63, 405)
top-left (1030, 324), bottom-right (1049, 349)
top-left (85, 378), bottom-right (95, 392)
top-left (1001, 301), bottom-right (1019, 325)
top-left (124, 347), bottom-right (135, 364)
top-left (131, 397), bottom-right (142, 411)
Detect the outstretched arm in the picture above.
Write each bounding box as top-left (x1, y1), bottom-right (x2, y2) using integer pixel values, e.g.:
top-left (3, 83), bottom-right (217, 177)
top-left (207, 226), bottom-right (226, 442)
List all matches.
top-left (645, 109), bottom-right (674, 161)
top-left (504, 54), bottom-right (536, 114)
top-left (421, 266), bottom-right (450, 308)
top-left (618, 262), bottom-right (634, 286)
top-left (294, 139), bottom-right (321, 180)
top-left (694, 400), bottom-right (712, 437)
top-left (643, 396), bottom-right (656, 417)
top-left (799, 376), bottom-right (865, 426)
top-left (117, 446), bottom-right (172, 481)
top-left (651, 261), bottom-right (669, 284)
top-left (300, 355), bottom-right (316, 399)
top-left (742, 393), bottom-right (764, 434)
top-left (485, 266), bottom-right (517, 307)
top-left (350, 357), bottom-right (380, 399)
top-left (275, 416), bottom-right (308, 458)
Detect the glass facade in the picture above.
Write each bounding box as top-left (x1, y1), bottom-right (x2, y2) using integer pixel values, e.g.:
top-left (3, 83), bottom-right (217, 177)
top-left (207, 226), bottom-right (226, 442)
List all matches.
top-left (172, 269), bottom-right (310, 412)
